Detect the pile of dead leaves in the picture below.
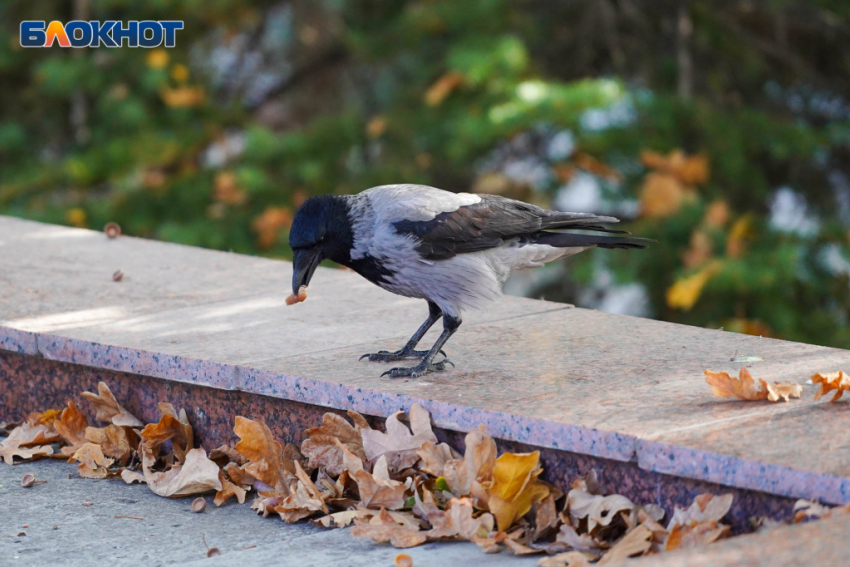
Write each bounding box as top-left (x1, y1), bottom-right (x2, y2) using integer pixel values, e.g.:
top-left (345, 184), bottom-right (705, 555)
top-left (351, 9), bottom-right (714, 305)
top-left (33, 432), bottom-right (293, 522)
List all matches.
top-left (1, 381), bottom-right (844, 565)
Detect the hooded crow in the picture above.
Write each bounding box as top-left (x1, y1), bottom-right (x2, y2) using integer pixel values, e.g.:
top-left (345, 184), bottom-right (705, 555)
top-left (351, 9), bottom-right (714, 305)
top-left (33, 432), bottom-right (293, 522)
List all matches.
top-left (289, 184), bottom-right (651, 378)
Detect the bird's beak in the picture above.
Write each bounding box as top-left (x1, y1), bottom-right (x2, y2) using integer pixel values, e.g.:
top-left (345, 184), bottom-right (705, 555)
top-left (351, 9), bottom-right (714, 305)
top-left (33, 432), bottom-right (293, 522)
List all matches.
top-left (292, 246), bottom-right (323, 296)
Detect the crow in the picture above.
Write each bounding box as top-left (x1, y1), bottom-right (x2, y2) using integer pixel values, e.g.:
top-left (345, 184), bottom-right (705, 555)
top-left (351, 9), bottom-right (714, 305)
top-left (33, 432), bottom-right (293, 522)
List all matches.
top-left (289, 184), bottom-right (651, 378)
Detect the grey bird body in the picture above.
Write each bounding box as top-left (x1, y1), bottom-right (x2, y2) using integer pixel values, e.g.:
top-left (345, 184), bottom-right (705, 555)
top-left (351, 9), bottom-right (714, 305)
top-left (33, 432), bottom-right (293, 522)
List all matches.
top-left (289, 183), bottom-right (650, 377)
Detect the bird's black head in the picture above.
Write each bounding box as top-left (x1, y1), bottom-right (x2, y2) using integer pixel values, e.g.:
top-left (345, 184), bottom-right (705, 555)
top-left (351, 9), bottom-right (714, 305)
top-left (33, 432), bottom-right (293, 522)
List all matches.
top-left (288, 195), bottom-right (353, 295)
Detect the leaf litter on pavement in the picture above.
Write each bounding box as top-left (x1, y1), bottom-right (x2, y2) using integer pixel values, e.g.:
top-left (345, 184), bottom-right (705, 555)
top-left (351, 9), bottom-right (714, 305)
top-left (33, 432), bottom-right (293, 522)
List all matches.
top-left (2, 381), bottom-right (849, 565)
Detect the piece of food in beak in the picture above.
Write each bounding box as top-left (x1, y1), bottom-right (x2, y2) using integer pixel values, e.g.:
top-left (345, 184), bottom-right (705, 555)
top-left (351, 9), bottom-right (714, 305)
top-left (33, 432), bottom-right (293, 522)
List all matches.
top-left (286, 285), bottom-right (308, 305)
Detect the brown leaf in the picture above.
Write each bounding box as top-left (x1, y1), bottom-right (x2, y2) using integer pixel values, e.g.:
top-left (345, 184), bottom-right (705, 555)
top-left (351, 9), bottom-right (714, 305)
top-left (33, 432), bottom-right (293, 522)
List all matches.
top-left (215, 471), bottom-right (247, 506)
top-left (704, 368), bottom-right (768, 401)
top-left (792, 499), bottom-right (850, 522)
top-left (81, 382), bottom-right (143, 427)
top-left (505, 537), bottom-right (543, 556)
top-left (423, 497), bottom-right (494, 540)
top-left (812, 371), bottom-right (850, 402)
top-left (272, 461), bottom-right (329, 522)
top-left (142, 445), bottom-right (222, 497)
top-left (533, 493), bottom-right (560, 542)
top-left (139, 403), bottom-right (194, 463)
top-left (209, 444), bottom-right (247, 467)
top-left (538, 552), bottom-right (592, 567)
top-left (4, 422), bottom-right (60, 448)
top-left (28, 408), bottom-right (62, 428)
top-left (234, 416), bottom-right (296, 494)
top-left (667, 493), bottom-right (734, 530)
top-left (120, 469), bottom-right (146, 484)
top-left (301, 412), bottom-right (367, 476)
top-left (765, 382), bottom-right (803, 402)
top-left (86, 425), bottom-right (133, 463)
top-left (314, 509), bottom-right (371, 528)
top-left (362, 404), bottom-right (437, 473)
top-left (555, 524), bottom-right (601, 553)
top-left (353, 455), bottom-right (408, 510)
top-left (417, 425), bottom-right (496, 501)
top-left (70, 443), bottom-right (114, 479)
top-left (54, 401), bottom-right (88, 456)
top-left (567, 485), bottom-right (635, 533)
top-left (0, 438), bottom-right (53, 464)
top-left (485, 451), bottom-right (550, 532)
top-left (597, 524), bottom-right (653, 564)
top-left (664, 520), bottom-right (730, 551)
top-left (351, 508), bottom-right (428, 549)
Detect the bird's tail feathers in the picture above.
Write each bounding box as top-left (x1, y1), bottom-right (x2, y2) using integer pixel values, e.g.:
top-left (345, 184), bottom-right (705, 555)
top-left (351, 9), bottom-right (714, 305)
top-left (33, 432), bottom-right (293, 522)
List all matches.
top-left (534, 232), bottom-right (654, 250)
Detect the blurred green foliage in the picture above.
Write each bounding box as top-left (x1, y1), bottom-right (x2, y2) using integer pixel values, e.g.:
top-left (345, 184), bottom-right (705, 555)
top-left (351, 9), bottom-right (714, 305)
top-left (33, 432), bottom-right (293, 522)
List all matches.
top-left (1, 0), bottom-right (849, 348)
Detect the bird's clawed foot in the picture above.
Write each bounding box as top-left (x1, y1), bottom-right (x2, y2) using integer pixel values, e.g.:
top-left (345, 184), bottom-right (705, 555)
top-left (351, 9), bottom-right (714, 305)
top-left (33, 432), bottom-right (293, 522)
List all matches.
top-left (359, 347), bottom-right (446, 363)
top-left (381, 358), bottom-right (455, 379)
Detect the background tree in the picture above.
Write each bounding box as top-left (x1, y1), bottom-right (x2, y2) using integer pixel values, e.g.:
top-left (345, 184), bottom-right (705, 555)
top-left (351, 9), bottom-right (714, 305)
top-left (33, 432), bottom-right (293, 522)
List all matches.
top-left (1, 0), bottom-right (849, 348)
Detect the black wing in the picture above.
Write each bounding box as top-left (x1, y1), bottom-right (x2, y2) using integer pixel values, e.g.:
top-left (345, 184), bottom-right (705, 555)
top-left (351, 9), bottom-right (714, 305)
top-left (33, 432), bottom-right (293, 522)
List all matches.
top-left (392, 194), bottom-right (633, 260)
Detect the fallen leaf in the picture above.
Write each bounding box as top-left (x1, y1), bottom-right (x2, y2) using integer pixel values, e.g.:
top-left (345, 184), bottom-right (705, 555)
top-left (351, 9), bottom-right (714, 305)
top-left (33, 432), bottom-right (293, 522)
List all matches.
top-left (209, 445), bottom-right (247, 467)
top-left (418, 424), bottom-right (496, 500)
top-left (86, 425), bottom-right (133, 463)
top-left (353, 455), bottom-right (408, 510)
top-left (667, 493), bottom-right (734, 530)
top-left (704, 368), bottom-right (768, 401)
top-left (234, 416), bottom-right (296, 494)
top-left (54, 402), bottom-right (88, 456)
top-left (533, 493), bottom-right (560, 541)
top-left (597, 524), bottom-right (653, 563)
top-left (567, 485), bottom-right (635, 533)
top-left (0, 439), bottom-right (53, 465)
top-left (765, 382), bottom-right (803, 402)
top-left (142, 446), bottom-right (222, 497)
top-left (301, 412), bottom-right (368, 476)
top-left (81, 382), bottom-right (143, 427)
top-left (273, 461), bottom-right (329, 522)
top-left (791, 499), bottom-right (850, 522)
top-left (423, 497), bottom-right (494, 540)
top-left (214, 472), bottom-right (247, 506)
top-left (555, 524), bottom-right (601, 553)
top-left (812, 371), bottom-right (850, 402)
top-left (28, 408), bottom-right (62, 428)
top-left (3, 422), bottom-right (60, 448)
top-left (664, 520), bottom-right (730, 551)
top-left (361, 404), bottom-right (437, 473)
top-left (538, 552), bottom-right (592, 567)
top-left (314, 509), bottom-right (368, 528)
top-left (351, 508), bottom-right (428, 548)
top-left (70, 443), bottom-right (115, 479)
top-left (139, 403), bottom-right (193, 463)
top-left (120, 469), bottom-right (146, 484)
top-left (486, 451), bottom-right (550, 532)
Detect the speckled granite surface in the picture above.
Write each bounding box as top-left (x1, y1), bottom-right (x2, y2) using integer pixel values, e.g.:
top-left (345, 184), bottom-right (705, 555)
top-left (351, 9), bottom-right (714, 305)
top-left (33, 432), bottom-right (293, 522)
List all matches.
top-left (2, 215), bottom-right (850, 506)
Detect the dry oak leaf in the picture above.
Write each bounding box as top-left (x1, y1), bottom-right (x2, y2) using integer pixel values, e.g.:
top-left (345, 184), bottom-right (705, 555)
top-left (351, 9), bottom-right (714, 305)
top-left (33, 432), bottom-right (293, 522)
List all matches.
top-left (301, 411), bottom-right (369, 476)
top-left (81, 382), bottom-right (143, 427)
top-left (664, 520), bottom-right (730, 551)
top-left (361, 404), bottom-right (437, 473)
top-left (812, 371), bottom-right (850, 402)
top-left (555, 524), bottom-right (602, 553)
top-left (567, 484), bottom-right (635, 533)
top-left (86, 425), bottom-right (133, 463)
top-left (214, 472), bottom-right (247, 507)
top-left (486, 451), bottom-right (550, 532)
top-left (424, 497), bottom-right (494, 540)
top-left (54, 401), bottom-right (89, 456)
top-left (234, 416), bottom-right (296, 494)
top-left (140, 403), bottom-right (193, 463)
top-left (704, 368), bottom-right (768, 401)
top-left (273, 461), bottom-right (329, 522)
top-left (142, 445), bottom-right (222, 497)
top-left (315, 510), bottom-right (369, 528)
top-left (667, 493), bottom-right (734, 531)
top-left (538, 551), bottom-right (592, 567)
top-left (28, 408), bottom-right (62, 428)
top-left (597, 524), bottom-right (653, 564)
top-left (351, 508), bottom-right (428, 549)
top-left (765, 382), bottom-right (803, 403)
top-left (0, 438), bottom-right (54, 465)
top-left (533, 493), bottom-right (560, 542)
top-left (4, 422), bottom-right (60, 448)
top-left (70, 443), bottom-right (115, 479)
top-left (353, 454), bottom-right (408, 510)
top-left (209, 445), bottom-right (247, 467)
top-left (120, 469), bottom-right (146, 484)
top-left (418, 424), bottom-right (496, 500)
top-left (792, 499), bottom-right (850, 522)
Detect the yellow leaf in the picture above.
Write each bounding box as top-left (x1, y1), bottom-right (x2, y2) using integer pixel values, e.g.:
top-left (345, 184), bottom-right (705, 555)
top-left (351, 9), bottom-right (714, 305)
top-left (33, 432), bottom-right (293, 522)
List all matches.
top-left (640, 149), bottom-right (709, 186)
top-left (171, 64), bottom-right (189, 82)
top-left (65, 207), bottom-right (87, 228)
top-left (252, 206), bottom-right (291, 249)
top-left (666, 260), bottom-right (721, 311)
top-left (366, 116), bottom-right (387, 138)
top-left (639, 172), bottom-right (694, 218)
top-left (146, 49), bottom-right (169, 69)
top-left (486, 451), bottom-right (549, 531)
top-left (160, 87), bottom-right (205, 108)
top-left (726, 214), bottom-right (754, 258)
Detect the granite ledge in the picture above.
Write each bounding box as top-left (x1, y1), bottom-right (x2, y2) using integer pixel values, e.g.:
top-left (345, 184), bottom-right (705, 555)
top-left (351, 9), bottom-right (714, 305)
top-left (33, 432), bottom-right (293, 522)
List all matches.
top-left (2, 327), bottom-right (847, 505)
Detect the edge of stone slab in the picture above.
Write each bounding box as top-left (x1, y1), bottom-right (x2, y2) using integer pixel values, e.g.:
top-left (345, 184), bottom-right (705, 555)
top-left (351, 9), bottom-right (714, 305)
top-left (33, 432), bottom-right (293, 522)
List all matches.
top-left (4, 326), bottom-right (849, 505)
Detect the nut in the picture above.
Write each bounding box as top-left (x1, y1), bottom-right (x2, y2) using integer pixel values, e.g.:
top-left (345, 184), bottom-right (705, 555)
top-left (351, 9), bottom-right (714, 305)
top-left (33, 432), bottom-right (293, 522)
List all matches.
top-left (395, 554), bottom-right (413, 567)
top-left (113, 269), bottom-right (124, 282)
top-left (104, 222), bottom-right (121, 238)
top-left (191, 497), bottom-right (206, 513)
top-left (21, 473), bottom-right (35, 488)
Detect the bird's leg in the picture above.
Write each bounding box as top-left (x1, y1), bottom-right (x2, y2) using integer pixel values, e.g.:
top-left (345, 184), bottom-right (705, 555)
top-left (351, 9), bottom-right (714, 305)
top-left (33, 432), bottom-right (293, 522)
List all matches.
top-left (382, 314), bottom-right (461, 378)
top-left (360, 302), bottom-right (446, 362)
